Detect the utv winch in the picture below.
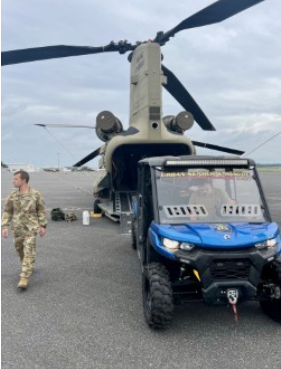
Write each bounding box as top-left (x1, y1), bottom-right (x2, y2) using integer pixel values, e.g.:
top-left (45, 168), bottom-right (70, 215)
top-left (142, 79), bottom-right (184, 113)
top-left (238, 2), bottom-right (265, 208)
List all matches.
top-left (131, 156), bottom-right (281, 329)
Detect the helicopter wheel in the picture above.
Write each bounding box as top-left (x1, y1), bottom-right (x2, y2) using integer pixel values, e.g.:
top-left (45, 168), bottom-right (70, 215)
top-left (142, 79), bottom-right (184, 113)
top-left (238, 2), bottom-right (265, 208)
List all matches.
top-left (131, 217), bottom-right (137, 250)
top-left (93, 199), bottom-right (102, 214)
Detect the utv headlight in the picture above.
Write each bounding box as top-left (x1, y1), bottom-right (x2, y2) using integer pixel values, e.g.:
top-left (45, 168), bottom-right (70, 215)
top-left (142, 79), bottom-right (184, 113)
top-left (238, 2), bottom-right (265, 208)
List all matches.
top-left (180, 243), bottom-right (195, 251)
top-left (162, 238), bottom-right (180, 250)
top-left (255, 238), bottom-right (277, 250)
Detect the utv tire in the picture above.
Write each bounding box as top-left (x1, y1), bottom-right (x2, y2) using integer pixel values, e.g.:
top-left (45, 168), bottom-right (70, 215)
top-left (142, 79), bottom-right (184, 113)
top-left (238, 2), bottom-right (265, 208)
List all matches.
top-left (131, 218), bottom-right (137, 250)
top-left (261, 261), bottom-right (281, 323)
top-left (260, 300), bottom-right (281, 323)
top-left (142, 263), bottom-right (174, 329)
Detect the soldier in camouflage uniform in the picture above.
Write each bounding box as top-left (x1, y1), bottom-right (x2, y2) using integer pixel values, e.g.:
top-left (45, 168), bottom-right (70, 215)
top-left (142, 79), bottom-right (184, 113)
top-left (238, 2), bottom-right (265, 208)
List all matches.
top-left (1, 170), bottom-right (47, 289)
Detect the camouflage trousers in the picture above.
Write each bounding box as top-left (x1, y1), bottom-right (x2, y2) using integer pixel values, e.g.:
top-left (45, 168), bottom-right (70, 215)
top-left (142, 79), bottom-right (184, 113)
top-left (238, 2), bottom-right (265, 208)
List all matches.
top-left (13, 231), bottom-right (37, 278)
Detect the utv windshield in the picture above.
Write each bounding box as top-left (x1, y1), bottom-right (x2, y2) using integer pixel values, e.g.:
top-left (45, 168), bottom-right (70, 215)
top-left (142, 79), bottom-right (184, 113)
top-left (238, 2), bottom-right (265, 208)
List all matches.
top-left (156, 168), bottom-right (268, 224)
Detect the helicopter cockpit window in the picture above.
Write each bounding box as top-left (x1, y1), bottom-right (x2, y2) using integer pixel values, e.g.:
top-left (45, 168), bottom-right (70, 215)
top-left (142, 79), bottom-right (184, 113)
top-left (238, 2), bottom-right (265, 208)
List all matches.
top-left (156, 168), bottom-right (268, 224)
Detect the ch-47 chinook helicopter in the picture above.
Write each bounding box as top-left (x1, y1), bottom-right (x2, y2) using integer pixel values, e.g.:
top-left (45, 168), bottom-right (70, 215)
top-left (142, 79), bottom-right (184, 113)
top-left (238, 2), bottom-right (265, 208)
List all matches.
top-left (2, 0), bottom-right (265, 232)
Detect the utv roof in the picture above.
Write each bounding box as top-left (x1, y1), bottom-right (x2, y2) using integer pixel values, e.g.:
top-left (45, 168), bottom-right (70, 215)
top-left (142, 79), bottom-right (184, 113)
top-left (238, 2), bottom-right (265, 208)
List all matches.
top-left (138, 155), bottom-right (255, 167)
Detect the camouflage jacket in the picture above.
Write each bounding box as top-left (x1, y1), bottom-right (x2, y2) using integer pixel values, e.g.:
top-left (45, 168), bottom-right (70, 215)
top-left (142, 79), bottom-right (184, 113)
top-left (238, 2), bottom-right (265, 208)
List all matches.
top-left (1, 188), bottom-right (47, 232)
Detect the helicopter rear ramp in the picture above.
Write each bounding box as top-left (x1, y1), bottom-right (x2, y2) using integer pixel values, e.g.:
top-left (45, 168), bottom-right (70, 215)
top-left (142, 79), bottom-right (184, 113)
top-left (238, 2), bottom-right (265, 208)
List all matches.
top-left (97, 191), bottom-right (135, 235)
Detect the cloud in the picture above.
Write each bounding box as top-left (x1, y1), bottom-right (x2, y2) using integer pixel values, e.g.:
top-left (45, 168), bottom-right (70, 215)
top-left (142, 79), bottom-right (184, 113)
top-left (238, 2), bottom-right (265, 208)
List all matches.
top-left (223, 113), bottom-right (281, 134)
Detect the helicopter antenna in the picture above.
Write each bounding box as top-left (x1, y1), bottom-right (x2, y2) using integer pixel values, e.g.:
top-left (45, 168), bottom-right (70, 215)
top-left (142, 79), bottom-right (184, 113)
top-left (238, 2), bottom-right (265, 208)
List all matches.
top-left (36, 125), bottom-right (102, 167)
top-left (41, 126), bottom-right (77, 161)
top-left (241, 131), bottom-right (281, 157)
top-left (35, 123), bottom-right (95, 129)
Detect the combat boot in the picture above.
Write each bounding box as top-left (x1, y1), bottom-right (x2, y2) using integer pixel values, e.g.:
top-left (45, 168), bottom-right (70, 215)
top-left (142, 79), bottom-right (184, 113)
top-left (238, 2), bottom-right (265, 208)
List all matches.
top-left (18, 277), bottom-right (28, 289)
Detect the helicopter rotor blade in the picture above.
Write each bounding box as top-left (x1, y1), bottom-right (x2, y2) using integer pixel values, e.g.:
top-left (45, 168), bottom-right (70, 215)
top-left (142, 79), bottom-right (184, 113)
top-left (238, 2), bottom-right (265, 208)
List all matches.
top-left (1, 44), bottom-right (123, 66)
top-left (73, 147), bottom-right (101, 167)
top-left (35, 123), bottom-right (95, 129)
top-left (156, 0), bottom-right (264, 44)
top-left (2, 1), bottom-right (264, 66)
top-left (192, 141), bottom-right (244, 155)
top-left (162, 64), bottom-right (215, 131)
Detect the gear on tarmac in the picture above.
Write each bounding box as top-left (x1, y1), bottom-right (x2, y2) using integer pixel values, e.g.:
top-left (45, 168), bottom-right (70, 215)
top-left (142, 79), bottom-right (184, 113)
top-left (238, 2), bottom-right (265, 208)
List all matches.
top-left (51, 208), bottom-right (65, 221)
top-left (65, 212), bottom-right (77, 222)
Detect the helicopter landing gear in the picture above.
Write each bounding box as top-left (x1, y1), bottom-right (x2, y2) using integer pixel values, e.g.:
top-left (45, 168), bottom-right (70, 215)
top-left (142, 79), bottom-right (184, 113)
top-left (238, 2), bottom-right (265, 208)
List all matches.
top-left (93, 199), bottom-right (102, 214)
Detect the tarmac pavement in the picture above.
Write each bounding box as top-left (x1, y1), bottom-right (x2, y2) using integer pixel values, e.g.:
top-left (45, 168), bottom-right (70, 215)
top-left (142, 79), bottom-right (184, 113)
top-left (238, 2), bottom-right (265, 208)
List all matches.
top-left (1, 171), bottom-right (281, 369)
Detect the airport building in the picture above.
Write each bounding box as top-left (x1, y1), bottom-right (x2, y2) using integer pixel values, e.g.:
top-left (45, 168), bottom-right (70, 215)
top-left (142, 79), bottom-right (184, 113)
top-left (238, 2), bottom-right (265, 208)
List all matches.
top-left (7, 163), bottom-right (36, 172)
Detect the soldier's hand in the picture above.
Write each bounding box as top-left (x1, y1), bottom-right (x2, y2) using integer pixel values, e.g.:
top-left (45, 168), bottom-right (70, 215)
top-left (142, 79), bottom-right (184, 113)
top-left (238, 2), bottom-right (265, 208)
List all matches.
top-left (2, 228), bottom-right (9, 238)
top-left (39, 227), bottom-right (46, 237)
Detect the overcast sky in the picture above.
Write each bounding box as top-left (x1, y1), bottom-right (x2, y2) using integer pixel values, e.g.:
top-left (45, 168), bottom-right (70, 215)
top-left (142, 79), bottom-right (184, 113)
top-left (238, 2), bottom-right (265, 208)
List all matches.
top-left (2, 0), bottom-right (281, 168)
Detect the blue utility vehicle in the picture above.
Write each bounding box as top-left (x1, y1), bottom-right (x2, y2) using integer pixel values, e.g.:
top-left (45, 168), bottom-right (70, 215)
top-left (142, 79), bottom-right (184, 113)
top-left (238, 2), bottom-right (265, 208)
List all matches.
top-left (131, 156), bottom-right (281, 329)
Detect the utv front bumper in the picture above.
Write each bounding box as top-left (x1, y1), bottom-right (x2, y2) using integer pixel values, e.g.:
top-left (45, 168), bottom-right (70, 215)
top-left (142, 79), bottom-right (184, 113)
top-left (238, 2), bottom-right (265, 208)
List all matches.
top-left (174, 245), bottom-right (279, 304)
top-left (164, 244), bottom-right (279, 304)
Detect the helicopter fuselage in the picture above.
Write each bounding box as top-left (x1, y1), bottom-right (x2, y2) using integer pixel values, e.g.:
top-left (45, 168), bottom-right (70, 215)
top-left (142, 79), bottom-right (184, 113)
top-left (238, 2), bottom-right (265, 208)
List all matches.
top-left (93, 43), bottom-right (196, 230)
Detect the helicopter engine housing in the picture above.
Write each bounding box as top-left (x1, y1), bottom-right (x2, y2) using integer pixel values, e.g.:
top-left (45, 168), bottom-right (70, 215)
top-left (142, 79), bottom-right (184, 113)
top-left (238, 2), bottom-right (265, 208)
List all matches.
top-left (96, 111), bottom-right (123, 142)
top-left (163, 111), bottom-right (194, 134)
